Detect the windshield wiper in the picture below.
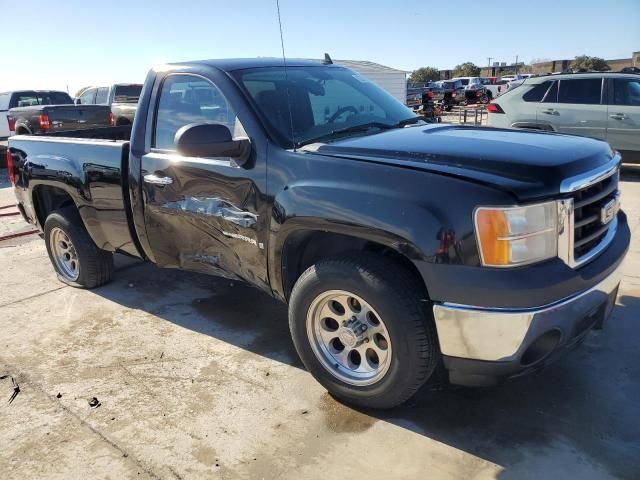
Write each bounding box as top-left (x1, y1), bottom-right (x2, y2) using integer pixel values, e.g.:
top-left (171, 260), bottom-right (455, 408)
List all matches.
top-left (395, 116), bottom-right (429, 128)
top-left (297, 122), bottom-right (395, 147)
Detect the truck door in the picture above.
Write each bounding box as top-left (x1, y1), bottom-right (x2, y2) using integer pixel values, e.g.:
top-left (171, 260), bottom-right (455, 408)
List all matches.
top-left (139, 73), bottom-right (270, 290)
top-left (606, 77), bottom-right (640, 161)
top-left (536, 77), bottom-right (607, 140)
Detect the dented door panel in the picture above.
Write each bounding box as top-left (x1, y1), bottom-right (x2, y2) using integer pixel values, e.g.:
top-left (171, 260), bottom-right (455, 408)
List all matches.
top-left (141, 151), bottom-right (269, 289)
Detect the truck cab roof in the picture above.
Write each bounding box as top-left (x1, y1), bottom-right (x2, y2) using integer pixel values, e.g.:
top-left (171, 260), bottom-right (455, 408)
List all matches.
top-left (165, 57), bottom-right (336, 72)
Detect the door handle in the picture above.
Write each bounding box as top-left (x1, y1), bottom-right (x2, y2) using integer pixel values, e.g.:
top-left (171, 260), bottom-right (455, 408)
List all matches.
top-left (541, 109), bottom-right (558, 115)
top-left (609, 113), bottom-right (627, 120)
top-left (143, 173), bottom-right (173, 186)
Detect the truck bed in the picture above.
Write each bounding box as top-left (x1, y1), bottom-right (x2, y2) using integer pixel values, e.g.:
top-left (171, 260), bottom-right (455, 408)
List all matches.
top-left (9, 104), bottom-right (113, 134)
top-left (8, 131), bottom-right (140, 257)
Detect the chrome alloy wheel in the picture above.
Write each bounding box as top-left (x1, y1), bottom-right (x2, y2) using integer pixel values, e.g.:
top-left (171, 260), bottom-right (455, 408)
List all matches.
top-left (306, 290), bottom-right (392, 386)
top-left (50, 227), bottom-right (80, 281)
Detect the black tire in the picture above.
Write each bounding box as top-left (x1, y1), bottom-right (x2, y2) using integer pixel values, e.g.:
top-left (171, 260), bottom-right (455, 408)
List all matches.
top-left (288, 254), bottom-right (440, 409)
top-left (44, 206), bottom-right (113, 288)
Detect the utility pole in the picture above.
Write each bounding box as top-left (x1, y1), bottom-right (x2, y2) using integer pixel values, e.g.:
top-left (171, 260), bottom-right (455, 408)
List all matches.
top-left (515, 55), bottom-right (519, 74)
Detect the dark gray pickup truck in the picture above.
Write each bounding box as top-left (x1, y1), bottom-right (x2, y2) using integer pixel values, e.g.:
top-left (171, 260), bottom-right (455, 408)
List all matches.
top-left (6, 58), bottom-right (630, 409)
top-left (5, 90), bottom-right (111, 136)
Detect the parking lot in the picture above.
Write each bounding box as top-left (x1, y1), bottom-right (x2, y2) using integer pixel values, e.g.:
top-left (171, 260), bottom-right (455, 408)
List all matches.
top-left (0, 166), bottom-right (638, 480)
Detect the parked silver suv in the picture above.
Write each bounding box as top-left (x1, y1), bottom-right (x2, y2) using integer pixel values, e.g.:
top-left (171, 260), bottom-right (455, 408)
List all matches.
top-left (487, 73), bottom-right (640, 163)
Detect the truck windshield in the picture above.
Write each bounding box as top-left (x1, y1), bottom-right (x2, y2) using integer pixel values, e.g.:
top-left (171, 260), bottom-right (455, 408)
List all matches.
top-left (113, 85), bottom-right (142, 103)
top-left (234, 66), bottom-right (415, 148)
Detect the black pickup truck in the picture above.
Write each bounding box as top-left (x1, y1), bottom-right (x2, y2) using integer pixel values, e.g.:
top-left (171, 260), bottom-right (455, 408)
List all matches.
top-left (7, 58), bottom-right (629, 409)
top-left (432, 80), bottom-right (466, 110)
top-left (6, 90), bottom-right (112, 135)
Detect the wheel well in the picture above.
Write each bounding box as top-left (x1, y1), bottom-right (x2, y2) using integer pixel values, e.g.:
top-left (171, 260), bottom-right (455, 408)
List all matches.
top-left (116, 118), bottom-right (131, 126)
top-left (281, 231), bottom-right (426, 300)
top-left (16, 126), bottom-right (30, 135)
top-left (32, 185), bottom-right (76, 227)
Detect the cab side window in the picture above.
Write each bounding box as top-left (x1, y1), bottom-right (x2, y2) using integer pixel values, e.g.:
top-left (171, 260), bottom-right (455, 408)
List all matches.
top-left (523, 81), bottom-right (552, 102)
top-left (612, 78), bottom-right (640, 106)
top-left (78, 88), bottom-right (96, 105)
top-left (95, 87), bottom-right (109, 104)
top-left (154, 75), bottom-right (238, 150)
top-left (542, 81), bottom-right (558, 103)
top-left (557, 78), bottom-right (602, 105)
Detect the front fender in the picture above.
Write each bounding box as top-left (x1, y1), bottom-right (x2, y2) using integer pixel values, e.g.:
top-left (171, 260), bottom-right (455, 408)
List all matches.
top-left (264, 149), bottom-right (515, 302)
top-left (274, 182), bottom-right (442, 253)
top-left (268, 182), bottom-right (450, 300)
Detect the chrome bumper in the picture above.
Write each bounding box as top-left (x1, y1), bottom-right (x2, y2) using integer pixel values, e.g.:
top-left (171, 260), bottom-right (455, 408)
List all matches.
top-left (432, 262), bottom-right (623, 362)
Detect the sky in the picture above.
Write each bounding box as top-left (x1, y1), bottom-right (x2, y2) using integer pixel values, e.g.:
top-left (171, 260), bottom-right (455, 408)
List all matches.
top-left (1, 0), bottom-right (638, 94)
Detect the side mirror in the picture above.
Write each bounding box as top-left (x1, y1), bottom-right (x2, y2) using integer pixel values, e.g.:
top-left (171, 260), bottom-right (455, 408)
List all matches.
top-left (174, 123), bottom-right (251, 166)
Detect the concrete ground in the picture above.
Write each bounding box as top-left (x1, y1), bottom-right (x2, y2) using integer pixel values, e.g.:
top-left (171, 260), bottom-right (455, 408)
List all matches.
top-left (0, 167), bottom-right (639, 480)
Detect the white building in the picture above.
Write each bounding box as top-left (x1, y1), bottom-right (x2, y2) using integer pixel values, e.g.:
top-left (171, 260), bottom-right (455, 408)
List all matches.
top-left (333, 60), bottom-right (409, 104)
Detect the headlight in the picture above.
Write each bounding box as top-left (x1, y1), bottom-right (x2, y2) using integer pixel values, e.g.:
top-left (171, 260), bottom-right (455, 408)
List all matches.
top-left (474, 202), bottom-right (558, 267)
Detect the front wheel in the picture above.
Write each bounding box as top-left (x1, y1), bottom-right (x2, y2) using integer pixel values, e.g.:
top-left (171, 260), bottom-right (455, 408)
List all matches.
top-left (44, 206), bottom-right (114, 288)
top-left (288, 254), bottom-right (440, 409)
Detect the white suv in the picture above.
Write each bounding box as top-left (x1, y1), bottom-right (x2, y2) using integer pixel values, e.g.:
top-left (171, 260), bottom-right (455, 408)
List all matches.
top-left (487, 73), bottom-right (640, 163)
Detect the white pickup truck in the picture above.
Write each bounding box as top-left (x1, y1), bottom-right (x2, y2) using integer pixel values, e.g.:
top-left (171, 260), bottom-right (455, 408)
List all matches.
top-left (451, 77), bottom-right (505, 102)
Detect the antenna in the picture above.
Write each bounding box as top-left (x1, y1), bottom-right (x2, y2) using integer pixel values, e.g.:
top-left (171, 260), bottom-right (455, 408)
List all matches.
top-left (323, 53), bottom-right (333, 65)
top-left (275, 0), bottom-right (296, 151)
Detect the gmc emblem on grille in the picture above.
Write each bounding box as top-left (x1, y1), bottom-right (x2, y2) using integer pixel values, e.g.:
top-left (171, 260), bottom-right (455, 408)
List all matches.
top-left (600, 195), bottom-right (620, 225)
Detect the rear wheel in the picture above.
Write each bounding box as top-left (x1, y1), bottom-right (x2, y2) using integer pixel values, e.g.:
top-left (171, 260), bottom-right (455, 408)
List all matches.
top-left (289, 254), bottom-right (440, 409)
top-left (44, 206), bottom-right (113, 288)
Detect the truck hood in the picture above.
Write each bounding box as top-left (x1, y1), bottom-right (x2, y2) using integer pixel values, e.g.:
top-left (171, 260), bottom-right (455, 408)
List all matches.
top-left (303, 124), bottom-right (616, 200)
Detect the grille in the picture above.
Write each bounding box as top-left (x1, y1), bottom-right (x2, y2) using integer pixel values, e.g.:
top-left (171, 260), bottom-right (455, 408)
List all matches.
top-left (571, 170), bottom-right (619, 261)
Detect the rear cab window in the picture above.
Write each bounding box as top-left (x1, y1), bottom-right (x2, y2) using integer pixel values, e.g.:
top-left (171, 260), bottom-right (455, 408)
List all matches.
top-left (113, 85), bottom-right (142, 104)
top-left (11, 91), bottom-right (73, 107)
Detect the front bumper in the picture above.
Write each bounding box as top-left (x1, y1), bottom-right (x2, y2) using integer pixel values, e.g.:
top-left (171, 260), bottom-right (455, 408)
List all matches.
top-left (433, 256), bottom-right (623, 387)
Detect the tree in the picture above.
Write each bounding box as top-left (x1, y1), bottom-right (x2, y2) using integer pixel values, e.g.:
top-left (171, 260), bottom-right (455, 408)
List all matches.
top-left (530, 57), bottom-right (552, 65)
top-left (452, 62), bottom-right (481, 77)
top-left (408, 67), bottom-right (440, 84)
top-left (571, 55), bottom-right (610, 72)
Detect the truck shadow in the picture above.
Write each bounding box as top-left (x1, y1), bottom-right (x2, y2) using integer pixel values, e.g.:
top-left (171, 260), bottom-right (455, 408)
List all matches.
top-left (367, 293), bottom-right (640, 479)
top-left (95, 257), bottom-right (640, 479)
top-left (99, 255), bottom-right (302, 367)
